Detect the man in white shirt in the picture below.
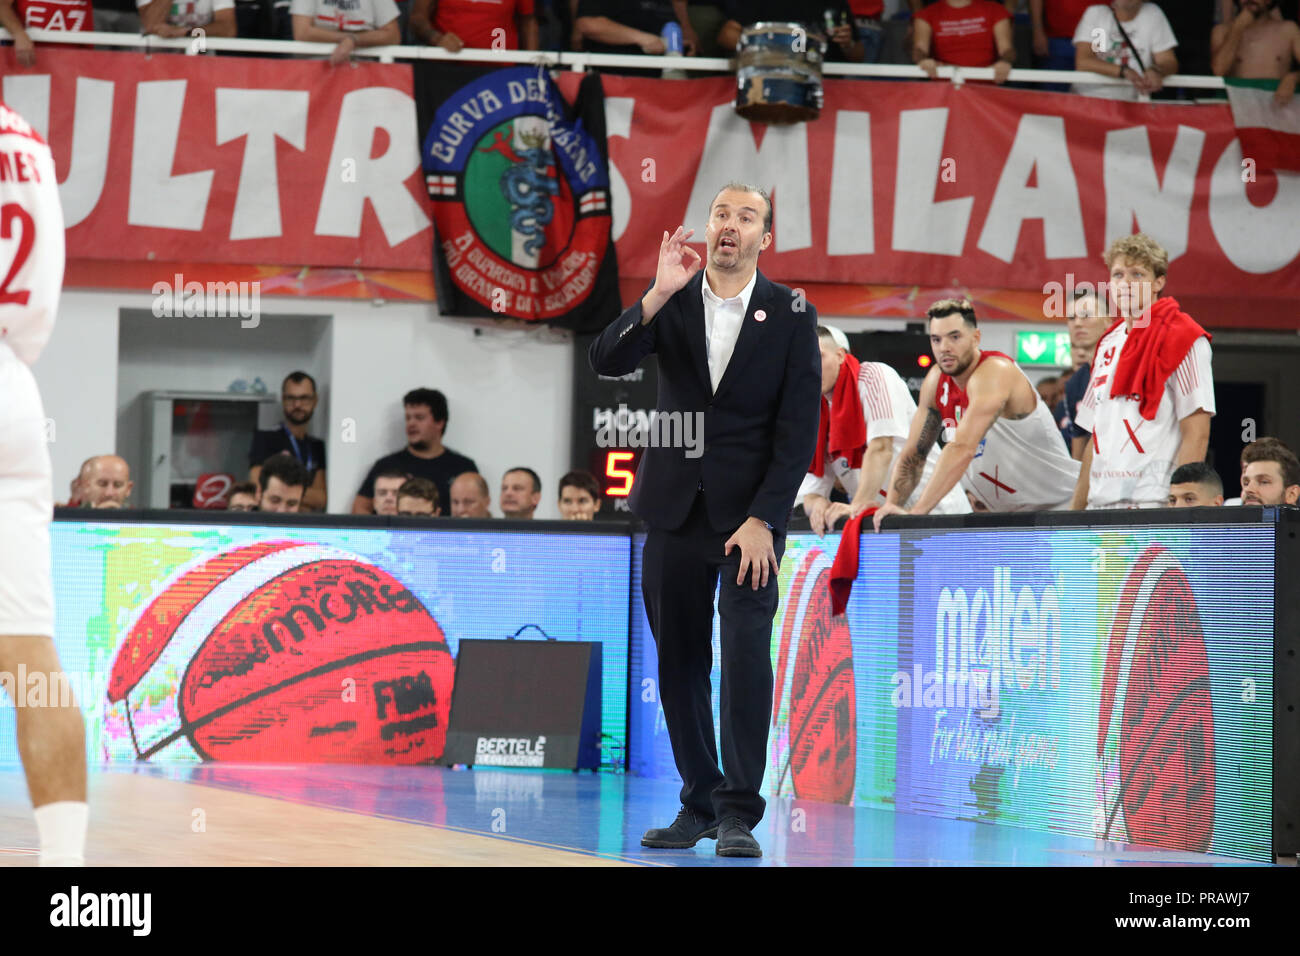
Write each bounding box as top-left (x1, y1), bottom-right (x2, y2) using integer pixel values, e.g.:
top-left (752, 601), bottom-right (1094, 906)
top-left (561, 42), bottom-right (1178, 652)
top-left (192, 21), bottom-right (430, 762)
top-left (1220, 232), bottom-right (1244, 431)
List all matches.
top-left (1071, 233), bottom-right (1215, 510)
top-left (800, 325), bottom-right (968, 535)
top-left (292, 0), bottom-right (401, 64)
top-left (1073, 0), bottom-right (1179, 99)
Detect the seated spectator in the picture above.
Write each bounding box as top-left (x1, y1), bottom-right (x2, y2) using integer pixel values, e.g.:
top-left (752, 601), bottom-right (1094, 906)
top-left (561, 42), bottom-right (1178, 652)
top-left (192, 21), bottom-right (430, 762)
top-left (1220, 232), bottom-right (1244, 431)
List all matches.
top-left (1223, 434), bottom-right (1285, 504)
top-left (0, 0), bottom-right (95, 64)
top-left (352, 388), bottom-right (477, 516)
top-left (717, 0), bottom-right (866, 61)
top-left (1212, 0), bottom-right (1299, 103)
top-left (372, 467), bottom-right (410, 516)
top-left (396, 477), bottom-right (440, 516)
top-left (574, 0), bottom-right (697, 56)
top-left (227, 481), bottom-right (259, 511)
top-left (1073, 0), bottom-right (1178, 99)
top-left (1240, 438), bottom-right (1300, 505)
top-left (291, 0), bottom-right (400, 65)
top-left (80, 455), bottom-right (133, 509)
top-left (138, 0), bottom-right (237, 36)
top-left (1031, 0), bottom-right (1096, 70)
top-left (449, 471), bottom-right (492, 517)
top-left (1167, 461), bottom-right (1224, 506)
top-left (558, 469), bottom-right (602, 519)
top-left (249, 371), bottom-right (326, 513)
top-left (410, 0), bottom-right (538, 49)
top-left (258, 454), bottom-right (308, 513)
top-left (500, 467), bottom-right (541, 519)
top-left (913, 0), bottom-right (1016, 81)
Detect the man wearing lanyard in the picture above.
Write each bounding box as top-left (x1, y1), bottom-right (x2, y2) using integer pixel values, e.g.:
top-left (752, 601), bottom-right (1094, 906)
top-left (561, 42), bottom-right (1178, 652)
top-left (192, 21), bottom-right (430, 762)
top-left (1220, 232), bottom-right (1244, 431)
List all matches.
top-left (248, 371), bottom-right (328, 512)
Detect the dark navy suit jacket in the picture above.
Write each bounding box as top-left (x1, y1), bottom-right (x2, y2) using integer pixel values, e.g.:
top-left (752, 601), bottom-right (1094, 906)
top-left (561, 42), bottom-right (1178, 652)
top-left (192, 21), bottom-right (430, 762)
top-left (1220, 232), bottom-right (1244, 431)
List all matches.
top-left (588, 269), bottom-right (821, 534)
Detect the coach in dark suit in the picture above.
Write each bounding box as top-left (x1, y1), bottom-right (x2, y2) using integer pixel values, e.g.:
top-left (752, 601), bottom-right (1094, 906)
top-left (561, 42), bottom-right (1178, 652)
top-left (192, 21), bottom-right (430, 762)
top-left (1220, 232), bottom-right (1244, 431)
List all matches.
top-left (589, 182), bottom-right (821, 858)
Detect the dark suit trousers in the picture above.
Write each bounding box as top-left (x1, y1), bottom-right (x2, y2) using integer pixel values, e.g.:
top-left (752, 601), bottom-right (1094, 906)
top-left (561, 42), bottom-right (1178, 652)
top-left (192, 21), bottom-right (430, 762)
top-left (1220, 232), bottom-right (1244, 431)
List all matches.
top-left (641, 490), bottom-right (784, 829)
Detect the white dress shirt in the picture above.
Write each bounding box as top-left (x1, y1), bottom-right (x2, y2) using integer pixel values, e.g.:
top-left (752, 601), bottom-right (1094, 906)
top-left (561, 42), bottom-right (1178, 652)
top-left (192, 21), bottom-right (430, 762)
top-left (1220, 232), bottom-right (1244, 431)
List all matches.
top-left (701, 270), bottom-right (757, 394)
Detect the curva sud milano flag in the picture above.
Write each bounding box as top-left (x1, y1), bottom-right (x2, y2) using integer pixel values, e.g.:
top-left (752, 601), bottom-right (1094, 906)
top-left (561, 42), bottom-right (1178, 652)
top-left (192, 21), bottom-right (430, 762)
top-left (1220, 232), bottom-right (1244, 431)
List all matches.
top-left (415, 64), bottom-right (621, 332)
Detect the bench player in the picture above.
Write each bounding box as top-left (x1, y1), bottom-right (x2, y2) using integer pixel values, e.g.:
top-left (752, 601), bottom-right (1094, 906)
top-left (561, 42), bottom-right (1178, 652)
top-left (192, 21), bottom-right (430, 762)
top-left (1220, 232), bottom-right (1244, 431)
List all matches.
top-left (873, 298), bottom-right (1080, 529)
top-left (0, 101), bottom-right (87, 866)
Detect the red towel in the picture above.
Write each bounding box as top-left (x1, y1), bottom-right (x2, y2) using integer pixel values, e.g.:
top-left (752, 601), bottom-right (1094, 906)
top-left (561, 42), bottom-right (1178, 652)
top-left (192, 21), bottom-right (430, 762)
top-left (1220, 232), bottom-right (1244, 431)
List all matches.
top-left (829, 507), bottom-right (877, 617)
top-left (1104, 297), bottom-right (1211, 422)
top-left (809, 353), bottom-right (866, 477)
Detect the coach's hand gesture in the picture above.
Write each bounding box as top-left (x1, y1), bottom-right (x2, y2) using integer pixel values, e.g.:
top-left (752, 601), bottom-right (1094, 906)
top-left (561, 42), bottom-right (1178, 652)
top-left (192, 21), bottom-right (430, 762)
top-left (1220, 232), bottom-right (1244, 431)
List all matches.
top-left (642, 226), bottom-right (702, 323)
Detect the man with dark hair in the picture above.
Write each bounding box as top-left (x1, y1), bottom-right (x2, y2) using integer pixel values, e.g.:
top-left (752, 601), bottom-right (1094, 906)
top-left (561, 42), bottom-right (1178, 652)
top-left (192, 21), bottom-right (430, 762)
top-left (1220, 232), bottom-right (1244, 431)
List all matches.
top-left (1168, 462), bottom-right (1224, 507)
top-left (353, 388), bottom-right (477, 516)
top-left (227, 481), bottom-right (259, 512)
top-left (1057, 288), bottom-right (1109, 459)
top-left (874, 298), bottom-right (1079, 527)
top-left (249, 371), bottom-right (327, 512)
top-left (449, 471), bottom-right (492, 518)
top-left (396, 477), bottom-right (440, 516)
top-left (500, 467), bottom-right (542, 519)
top-left (558, 469), bottom-right (602, 520)
top-left (258, 454), bottom-right (309, 513)
top-left (372, 467), bottom-right (410, 517)
top-left (1240, 438), bottom-right (1300, 505)
top-left (590, 182), bottom-right (822, 859)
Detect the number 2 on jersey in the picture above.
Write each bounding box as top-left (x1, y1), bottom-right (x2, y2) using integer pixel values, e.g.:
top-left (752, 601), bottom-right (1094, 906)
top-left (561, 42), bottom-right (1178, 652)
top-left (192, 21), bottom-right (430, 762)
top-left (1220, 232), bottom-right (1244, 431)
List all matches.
top-left (0, 202), bottom-right (35, 306)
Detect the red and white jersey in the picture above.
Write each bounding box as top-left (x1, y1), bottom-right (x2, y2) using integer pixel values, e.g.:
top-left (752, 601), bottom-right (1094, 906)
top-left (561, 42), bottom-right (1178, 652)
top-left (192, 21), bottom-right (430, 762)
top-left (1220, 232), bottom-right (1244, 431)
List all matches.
top-left (1074, 323), bottom-right (1215, 509)
top-left (14, 0), bottom-right (93, 30)
top-left (797, 361), bottom-right (970, 515)
top-left (0, 102), bottom-right (64, 368)
top-left (936, 350), bottom-right (1080, 511)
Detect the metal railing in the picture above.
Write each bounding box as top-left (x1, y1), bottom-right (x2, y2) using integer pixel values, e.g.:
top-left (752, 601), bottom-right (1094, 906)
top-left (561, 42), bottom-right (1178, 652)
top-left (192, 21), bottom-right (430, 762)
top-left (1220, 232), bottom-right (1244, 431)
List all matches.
top-left (3, 27), bottom-right (1226, 95)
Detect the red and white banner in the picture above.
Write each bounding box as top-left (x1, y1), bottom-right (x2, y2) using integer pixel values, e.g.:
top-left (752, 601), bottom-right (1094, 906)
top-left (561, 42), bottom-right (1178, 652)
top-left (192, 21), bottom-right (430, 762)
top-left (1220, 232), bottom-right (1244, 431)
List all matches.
top-left (2, 48), bottom-right (432, 269)
top-left (588, 75), bottom-right (1300, 299)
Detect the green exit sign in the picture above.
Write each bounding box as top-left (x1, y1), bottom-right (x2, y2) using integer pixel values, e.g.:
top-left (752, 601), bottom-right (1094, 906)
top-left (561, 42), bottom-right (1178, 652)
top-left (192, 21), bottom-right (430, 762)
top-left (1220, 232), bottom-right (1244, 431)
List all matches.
top-left (1015, 331), bottom-right (1071, 367)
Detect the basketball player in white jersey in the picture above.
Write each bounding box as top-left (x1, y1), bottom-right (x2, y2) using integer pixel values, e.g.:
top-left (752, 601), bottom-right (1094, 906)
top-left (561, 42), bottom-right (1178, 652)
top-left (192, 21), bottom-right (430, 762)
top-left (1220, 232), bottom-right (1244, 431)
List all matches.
top-left (799, 324), bottom-right (968, 534)
top-left (0, 101), bottom-right (88, 866)
top-left (873, 298), bottom-right (1080, 530)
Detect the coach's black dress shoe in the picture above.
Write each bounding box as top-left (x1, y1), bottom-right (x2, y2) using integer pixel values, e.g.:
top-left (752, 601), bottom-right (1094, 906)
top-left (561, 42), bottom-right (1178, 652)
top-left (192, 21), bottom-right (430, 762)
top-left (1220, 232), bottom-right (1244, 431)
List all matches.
top-left (641, 807), bottom-right (719, 848)
top-left (715, 817), bottom-right (762, 858)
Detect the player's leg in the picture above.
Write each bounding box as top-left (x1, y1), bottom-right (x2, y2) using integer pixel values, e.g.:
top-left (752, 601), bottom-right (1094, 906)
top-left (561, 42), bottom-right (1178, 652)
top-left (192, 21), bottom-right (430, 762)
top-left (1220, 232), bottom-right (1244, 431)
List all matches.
top-left (0, 350), bottom-right (87, 866)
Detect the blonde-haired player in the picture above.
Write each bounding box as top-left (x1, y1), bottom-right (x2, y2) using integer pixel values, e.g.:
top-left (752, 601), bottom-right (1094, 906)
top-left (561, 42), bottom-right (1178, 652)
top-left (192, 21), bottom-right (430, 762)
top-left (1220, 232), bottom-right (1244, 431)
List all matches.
top-left (0, 102), bottom-right (87, 865)
top-left (1071, 233), bottom-right (1214, 509)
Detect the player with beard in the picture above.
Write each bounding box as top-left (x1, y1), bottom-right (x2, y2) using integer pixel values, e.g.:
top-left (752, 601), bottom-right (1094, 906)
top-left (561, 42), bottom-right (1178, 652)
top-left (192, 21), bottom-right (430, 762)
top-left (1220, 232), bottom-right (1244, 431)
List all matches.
top-left (249, 371), bottom-right (327, 512)
top-left (873, 298), bottom-right (1080, 528)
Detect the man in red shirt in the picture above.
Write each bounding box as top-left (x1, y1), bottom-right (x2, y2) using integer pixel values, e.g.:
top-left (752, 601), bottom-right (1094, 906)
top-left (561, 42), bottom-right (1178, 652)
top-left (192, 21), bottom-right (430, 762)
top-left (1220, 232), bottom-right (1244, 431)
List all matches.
top-left (411, 0), bottom-right (538, 50)
top-left (0, 0), bottom-right (94, 64)
top-left (913, 0), bottom-right (1016, 81)
top-left (1030, 0), bottom-right (1094, 69)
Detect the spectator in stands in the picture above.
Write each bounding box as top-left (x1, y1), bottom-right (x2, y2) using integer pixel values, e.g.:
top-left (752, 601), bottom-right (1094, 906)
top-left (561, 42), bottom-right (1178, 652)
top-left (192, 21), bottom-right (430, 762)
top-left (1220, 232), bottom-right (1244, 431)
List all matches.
top-left (1240, 438), bottom-right (1300, 505)
top-left (372, 467), bottom-right (409, 516)
top-left (558, 469), bottom-right (602, 519)
top-left (258, 454), bottom-right (308, 513)
top-left (396, 477), bottom-right (441, 516)
top-left (574, 0), bottom-right (697, 56)
top-left (500, 467), bottom-right (541, 519)
top-left (139, 0), bottom-right (237, 36)
top-left (1057, 288), bottom-right (1110, 459)
top-left (79, 455), bottom-right (133, 509)
top-left (1225, 435), bottom-right (1285, 503)
top-left (1071, 233), bottom-right (1214, 510)
top-left (1031, 0), bottom-right (1095, 69)
top-left (913, 0), bottom-right (1016, 81)
top-left (449, 471), bottom-right (493, 517)
top-left (848, 0), bottom-right (887, 62)
top-left (0, 0), bottom-right (95, 63)
top-left (411, 0), bottom-right (538, 49)
top-left (352, 388), bottom-right (477, 516)
top-left (248, 371), bottom-right (326, 513)
top-left (1212, 0), bottom-right (1300, 102)
top-left (1073, 0), bottom-right (1178, 99)
top-left (227, 481), bottom-right (259, 511)
top-left (716, 0), bottom-right (866, 62)
top-left (291, 0), bottom-right (400, 65)
top-left (1167, 461), bottom-right (1224, 506)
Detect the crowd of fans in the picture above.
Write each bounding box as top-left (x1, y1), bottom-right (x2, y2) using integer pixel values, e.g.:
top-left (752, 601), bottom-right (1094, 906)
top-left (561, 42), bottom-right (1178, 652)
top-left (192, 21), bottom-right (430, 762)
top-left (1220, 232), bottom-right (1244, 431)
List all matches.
top-left (3, 0), bottom-right (1297, 97)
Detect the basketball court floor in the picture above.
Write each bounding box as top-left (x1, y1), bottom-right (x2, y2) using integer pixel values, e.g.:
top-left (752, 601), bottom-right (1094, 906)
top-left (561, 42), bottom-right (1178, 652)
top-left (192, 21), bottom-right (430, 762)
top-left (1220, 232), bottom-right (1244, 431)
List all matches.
top-left (0, 764), bottom-right (1273, 867)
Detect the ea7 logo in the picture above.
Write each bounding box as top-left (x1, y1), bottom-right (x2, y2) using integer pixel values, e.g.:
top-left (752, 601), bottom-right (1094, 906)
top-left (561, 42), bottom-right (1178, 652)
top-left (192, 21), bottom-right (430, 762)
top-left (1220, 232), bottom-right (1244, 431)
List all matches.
top-left (49, 886), bottom-right (151, 936)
